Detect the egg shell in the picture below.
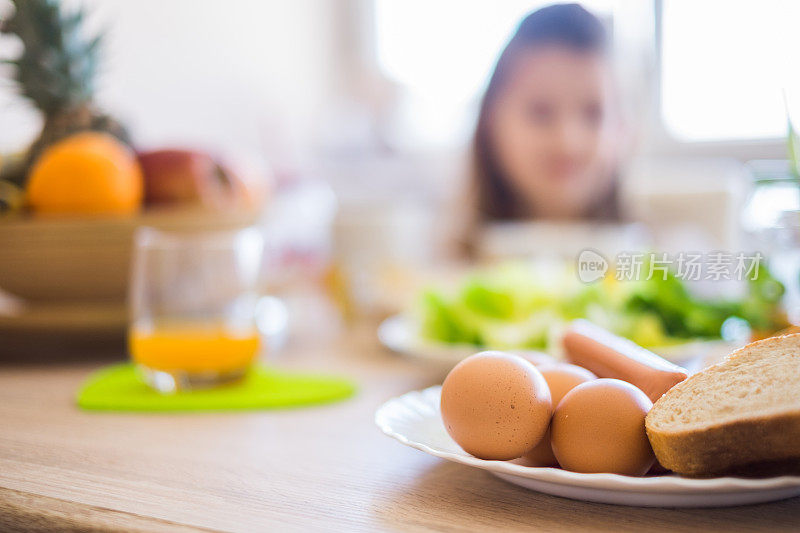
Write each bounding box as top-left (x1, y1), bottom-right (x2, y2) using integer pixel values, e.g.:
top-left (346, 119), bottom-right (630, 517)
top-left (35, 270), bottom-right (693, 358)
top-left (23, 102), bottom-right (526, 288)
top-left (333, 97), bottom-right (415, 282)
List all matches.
top-left (440, 351), bottom-right (552, 460)
top-left (524, 363), bottom-right (597, 466)
top-left (551, 378), bottom-right (655, 476)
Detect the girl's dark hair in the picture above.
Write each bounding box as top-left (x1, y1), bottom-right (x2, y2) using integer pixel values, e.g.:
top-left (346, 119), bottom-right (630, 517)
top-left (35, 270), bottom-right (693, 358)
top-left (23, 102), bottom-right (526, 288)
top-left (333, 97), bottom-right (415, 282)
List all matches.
top-left (469, 3), bottom-right (618, 223)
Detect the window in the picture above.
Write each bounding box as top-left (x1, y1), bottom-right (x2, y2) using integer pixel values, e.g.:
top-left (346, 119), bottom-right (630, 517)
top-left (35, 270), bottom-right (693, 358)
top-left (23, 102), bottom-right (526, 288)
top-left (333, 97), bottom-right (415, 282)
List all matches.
top-left (373, 0), bottom-right (614, 149)
top-left (660, 0), bottom-right (800, 143)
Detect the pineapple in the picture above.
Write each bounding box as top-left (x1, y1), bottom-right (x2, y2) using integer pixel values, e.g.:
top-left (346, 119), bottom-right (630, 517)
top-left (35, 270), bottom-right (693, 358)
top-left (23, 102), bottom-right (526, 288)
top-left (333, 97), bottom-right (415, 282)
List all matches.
top-left (0, 0), bottom-right (130, 186)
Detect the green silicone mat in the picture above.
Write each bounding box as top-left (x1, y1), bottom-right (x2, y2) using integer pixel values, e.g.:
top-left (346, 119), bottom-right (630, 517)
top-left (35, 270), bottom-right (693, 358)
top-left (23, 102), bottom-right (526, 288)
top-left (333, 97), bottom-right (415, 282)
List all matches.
top-left (77, 363), bottom-right (356, 412)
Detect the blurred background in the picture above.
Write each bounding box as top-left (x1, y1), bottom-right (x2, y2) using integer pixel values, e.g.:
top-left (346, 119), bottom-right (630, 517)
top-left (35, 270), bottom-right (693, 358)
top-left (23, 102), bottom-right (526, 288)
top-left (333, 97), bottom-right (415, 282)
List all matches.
top-left (1, 0), bottom-right (798, 362)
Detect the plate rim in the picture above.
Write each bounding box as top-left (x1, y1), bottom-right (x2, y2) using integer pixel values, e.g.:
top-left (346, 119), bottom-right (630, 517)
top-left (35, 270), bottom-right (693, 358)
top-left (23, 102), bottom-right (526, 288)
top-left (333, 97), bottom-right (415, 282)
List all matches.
top-left (378, 313), bottom-right (735, 365)
top-left (375, 385), bottom-right (800, 494)
top-left (377, 314), bottom-right (477, 364)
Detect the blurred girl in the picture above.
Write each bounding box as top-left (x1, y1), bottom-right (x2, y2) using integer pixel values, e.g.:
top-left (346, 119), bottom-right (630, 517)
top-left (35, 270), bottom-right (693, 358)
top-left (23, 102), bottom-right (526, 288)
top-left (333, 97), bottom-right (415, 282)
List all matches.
top-left (457, 3), bottom-right (624, 256)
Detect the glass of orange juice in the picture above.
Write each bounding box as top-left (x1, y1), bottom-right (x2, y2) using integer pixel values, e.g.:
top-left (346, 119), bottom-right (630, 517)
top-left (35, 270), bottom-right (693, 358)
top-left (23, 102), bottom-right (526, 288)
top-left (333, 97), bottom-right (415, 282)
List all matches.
top-left (129, 227), bottom-right (264, 392)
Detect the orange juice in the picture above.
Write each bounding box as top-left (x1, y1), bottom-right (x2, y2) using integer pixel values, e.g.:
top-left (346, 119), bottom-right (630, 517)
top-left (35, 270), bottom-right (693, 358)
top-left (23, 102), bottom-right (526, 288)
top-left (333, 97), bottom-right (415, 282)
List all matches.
top-left (129, 324), bottom-right (260, 374)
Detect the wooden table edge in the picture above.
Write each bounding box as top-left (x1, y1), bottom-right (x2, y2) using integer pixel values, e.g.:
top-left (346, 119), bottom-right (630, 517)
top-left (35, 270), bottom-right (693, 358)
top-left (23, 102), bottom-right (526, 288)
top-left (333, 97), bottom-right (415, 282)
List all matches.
top-left (0, 486), bottom-right (213, 532)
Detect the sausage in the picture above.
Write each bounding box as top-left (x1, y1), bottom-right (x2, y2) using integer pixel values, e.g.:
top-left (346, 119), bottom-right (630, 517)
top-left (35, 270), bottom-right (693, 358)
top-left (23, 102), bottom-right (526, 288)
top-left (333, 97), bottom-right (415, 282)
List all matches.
top-left (562, 320), bottom-right (688, 402)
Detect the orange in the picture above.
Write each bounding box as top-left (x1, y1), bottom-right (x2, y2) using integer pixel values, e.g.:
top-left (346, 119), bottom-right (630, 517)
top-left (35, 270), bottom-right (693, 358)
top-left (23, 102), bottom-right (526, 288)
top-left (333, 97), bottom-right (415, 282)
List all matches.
top-left (27, 132), bottom-right (143, 215)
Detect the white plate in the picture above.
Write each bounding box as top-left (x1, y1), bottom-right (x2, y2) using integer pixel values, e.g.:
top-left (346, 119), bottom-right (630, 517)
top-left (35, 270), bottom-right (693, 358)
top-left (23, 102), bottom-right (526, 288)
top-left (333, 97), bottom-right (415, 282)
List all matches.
top-left (378, 314), bottom-right (482, 367)
top-left (375, 386), bottom-right (800, 507)
top-left (378, 314), bottom-right (735, 369)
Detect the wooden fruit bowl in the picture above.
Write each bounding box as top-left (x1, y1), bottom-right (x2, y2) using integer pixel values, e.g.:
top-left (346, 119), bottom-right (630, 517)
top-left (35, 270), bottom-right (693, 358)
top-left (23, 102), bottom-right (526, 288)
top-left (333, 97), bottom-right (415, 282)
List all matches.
top-left (0, 207), bottom-right (260, 304)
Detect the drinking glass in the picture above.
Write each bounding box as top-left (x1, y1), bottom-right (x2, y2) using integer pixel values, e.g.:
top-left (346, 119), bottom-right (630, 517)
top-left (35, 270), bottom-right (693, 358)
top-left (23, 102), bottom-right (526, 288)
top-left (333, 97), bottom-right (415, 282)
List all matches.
top-left (129, 226), bottom-right (264, 392)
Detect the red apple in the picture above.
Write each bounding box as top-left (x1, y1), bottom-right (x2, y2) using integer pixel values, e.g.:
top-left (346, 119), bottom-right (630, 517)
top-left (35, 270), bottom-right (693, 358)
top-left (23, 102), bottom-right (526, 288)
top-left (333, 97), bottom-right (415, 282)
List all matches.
top-left (138, 149), bottom-right (235, 208)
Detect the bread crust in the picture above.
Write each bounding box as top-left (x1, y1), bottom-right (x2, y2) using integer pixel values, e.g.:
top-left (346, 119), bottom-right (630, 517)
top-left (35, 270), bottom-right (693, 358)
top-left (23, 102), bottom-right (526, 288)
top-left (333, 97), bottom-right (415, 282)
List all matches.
top-left (646, 410), bottom-right (800, 476)
top-left (645, 333), bottom-right (800, 476)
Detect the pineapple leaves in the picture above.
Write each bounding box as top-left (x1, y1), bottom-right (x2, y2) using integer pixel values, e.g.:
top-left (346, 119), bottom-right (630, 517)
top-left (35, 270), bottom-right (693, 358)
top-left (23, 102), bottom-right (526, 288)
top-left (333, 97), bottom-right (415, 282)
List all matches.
top-left (1, 0), bottom-right (104, 115)
top-left (0, 0), bottom-right (128, 187)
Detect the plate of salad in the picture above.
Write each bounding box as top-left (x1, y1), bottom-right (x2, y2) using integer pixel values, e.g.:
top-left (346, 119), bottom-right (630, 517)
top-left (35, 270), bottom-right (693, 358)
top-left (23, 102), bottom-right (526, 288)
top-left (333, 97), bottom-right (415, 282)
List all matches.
top-left (379, 262), bottom-right (790, 366)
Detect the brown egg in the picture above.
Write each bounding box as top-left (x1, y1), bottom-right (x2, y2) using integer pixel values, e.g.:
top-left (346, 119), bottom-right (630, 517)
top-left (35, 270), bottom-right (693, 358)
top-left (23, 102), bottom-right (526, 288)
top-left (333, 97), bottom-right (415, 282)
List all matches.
top-left (440, 351), bottom-right (552, 460)
top-left (523, 363), bottom-right (597, 466)
top-left (551, 378), bottom-right (655, 475)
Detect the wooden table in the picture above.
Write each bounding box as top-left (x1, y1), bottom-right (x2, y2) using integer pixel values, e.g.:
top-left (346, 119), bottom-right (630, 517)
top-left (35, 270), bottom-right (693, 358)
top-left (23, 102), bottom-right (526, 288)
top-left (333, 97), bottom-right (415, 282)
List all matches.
top-left (1, 324), bottom-right (800, 532)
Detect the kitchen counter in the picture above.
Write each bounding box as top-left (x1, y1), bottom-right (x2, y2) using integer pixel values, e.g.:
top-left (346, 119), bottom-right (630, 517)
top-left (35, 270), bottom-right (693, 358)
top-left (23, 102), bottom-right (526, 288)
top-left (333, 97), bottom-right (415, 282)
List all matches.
top-left (1, 325), bottom-right (799, 532)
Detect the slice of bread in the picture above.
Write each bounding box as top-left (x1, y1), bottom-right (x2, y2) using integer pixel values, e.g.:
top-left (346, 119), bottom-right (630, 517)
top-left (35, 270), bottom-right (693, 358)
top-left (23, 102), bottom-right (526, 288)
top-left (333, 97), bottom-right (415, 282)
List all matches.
top-left (645, 333), bottom-right (800, 476)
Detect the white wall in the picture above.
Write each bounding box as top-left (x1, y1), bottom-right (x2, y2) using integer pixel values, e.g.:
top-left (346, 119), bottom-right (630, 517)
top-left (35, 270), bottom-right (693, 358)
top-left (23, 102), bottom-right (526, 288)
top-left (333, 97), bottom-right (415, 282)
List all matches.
top-left (0, 0), bottom-right (335, 158)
